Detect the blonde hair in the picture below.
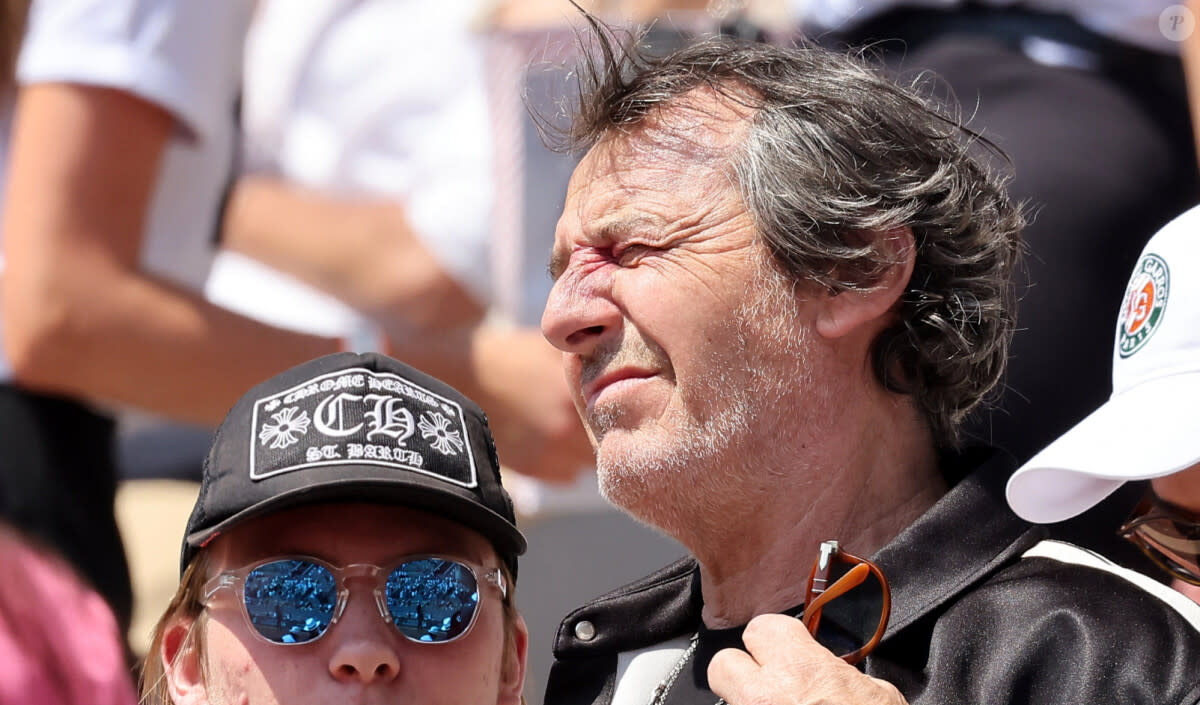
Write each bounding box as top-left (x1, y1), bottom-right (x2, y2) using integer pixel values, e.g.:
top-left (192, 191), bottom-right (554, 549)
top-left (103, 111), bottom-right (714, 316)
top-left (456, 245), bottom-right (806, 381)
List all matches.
top-left (139, 553), bottom-right (211, 705)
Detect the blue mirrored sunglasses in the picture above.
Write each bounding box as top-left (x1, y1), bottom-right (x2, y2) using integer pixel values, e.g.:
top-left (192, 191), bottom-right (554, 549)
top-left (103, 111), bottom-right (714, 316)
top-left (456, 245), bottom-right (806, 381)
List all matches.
top-left (203, 556), bottom-right (506, 645)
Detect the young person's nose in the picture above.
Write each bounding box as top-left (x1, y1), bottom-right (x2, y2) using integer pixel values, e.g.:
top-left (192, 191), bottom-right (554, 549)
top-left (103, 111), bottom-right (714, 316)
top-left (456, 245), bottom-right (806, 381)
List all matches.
top-left (326, 591), bottom-right (401, 685)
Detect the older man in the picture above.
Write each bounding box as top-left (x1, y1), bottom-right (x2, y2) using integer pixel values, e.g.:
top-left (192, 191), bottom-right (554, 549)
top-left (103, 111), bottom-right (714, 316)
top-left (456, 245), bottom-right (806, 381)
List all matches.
top-left (140, 352), bottom-right (527, 705)
top-left (539, 24), bottom-right (1200, 705)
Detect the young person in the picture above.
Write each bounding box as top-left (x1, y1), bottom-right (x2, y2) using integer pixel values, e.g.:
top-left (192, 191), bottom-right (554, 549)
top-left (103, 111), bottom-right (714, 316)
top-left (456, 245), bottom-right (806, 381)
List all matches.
top-left (141, 352), bottom-right (528, 705)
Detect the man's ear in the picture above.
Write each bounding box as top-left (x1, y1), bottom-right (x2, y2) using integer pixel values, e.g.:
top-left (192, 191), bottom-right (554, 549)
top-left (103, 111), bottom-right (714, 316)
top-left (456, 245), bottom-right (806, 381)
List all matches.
top-left (163, 616), bottom-right (207, 705)
top-left (498, 613), bottom-right (530, 705)
top-left (816, 227), bottom-right (915, 340)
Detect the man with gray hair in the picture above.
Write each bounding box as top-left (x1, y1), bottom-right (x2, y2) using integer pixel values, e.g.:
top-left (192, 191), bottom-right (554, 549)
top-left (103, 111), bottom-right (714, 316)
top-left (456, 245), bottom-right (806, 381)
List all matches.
top-left (539, 20), bottom-right (1200, 705)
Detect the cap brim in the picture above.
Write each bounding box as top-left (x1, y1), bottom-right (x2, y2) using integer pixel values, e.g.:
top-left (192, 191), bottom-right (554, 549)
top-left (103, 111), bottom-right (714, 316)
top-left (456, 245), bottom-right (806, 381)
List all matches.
top-left (184, 472), bottom-right (527, 564)
top-left (1006, 371), bottom-right (1200, 523)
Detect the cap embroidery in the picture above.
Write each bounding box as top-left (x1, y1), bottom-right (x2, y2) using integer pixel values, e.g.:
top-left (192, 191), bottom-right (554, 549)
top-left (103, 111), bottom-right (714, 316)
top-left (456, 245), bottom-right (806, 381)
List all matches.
top-left (249, 368), bottom-right (478, 487)
top-left (1117, 253), bottom-right (1169, 359)
top-left (418, 411), bottom-right (466, 456)
top-left (258, 407), bottom-right (311, 449)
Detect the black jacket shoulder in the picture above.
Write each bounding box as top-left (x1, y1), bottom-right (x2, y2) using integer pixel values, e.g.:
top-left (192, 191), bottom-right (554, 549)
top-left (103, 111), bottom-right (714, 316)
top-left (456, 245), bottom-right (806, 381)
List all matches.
top-left (873, 546), bottom-right (1200, 704)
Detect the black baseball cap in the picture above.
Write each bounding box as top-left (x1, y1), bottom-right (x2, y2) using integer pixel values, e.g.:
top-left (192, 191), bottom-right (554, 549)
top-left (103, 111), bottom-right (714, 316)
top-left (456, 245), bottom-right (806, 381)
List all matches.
top-left (181, 352), bottom-right (526, 576)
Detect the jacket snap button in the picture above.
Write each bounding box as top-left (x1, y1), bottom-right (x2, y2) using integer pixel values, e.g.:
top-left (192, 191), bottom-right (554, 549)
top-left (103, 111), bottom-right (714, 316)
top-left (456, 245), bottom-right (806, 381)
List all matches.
top-left (574, 620), bottom-right (597, 641)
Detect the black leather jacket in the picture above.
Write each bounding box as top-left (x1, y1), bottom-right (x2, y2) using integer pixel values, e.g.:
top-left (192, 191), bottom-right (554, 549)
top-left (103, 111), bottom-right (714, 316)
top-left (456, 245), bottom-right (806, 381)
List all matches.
top-left (545, 448), bottom-right (1200, 705)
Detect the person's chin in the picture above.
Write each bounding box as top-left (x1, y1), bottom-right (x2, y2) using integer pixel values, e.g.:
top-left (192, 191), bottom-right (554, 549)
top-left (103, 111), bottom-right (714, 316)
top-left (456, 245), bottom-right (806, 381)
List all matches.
top-left (593, 430), bottom-right (678, 499)
top-left (591, 425), bottom-right (641, 460)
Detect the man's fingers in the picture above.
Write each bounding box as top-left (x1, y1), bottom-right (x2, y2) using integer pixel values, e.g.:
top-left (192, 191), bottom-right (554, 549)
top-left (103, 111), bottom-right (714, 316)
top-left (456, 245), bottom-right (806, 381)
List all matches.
top-left (708, 645), bottom-right (762, 705)
top-left (741, 613), bottom-right (824, 664)
top-left (710, 615), bottom-right (910, 705)
top-left (869, 676), bottom-right (907, 703)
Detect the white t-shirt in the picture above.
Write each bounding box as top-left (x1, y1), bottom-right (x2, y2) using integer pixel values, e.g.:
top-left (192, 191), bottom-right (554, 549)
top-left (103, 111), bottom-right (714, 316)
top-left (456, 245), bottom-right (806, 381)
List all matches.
top-left (0, 0), bottom-right (252, 379)
top-left (795, 0), bottom-right (1183, 54)
top-left (205, 0), bottom-right (496, 333)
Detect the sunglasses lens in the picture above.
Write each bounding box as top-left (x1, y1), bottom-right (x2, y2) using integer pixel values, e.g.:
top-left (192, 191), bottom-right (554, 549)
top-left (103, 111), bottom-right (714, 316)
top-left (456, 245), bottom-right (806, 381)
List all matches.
top-left (812, 561), bottom-right (887, 659)
top-left (385, 558), bottom-right (480, 643)
top-left (1131, 518), bottom-right (1200, 584)
top-left (243, 559), bottom-right (338, 644)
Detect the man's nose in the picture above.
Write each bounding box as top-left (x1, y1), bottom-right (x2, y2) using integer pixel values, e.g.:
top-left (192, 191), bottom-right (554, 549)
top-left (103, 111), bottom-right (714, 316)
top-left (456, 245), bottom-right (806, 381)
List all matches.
top-left (326, 595), bottom-right (401, 685)
top-left (541, 268), bottom-right (621, 355)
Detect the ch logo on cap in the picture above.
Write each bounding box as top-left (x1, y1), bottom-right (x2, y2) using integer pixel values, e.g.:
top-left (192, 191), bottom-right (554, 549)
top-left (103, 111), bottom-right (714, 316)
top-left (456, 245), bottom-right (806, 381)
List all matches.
top-left (249, 368), bottom-right (478, 487)
top-left (1117, 253), bottom-right (1169, 359)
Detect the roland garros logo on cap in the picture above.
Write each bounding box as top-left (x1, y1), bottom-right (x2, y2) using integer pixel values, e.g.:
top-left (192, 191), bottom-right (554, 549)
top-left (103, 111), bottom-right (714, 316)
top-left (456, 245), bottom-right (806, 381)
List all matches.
top-left (248, 368), bottom-right (478, 487)
top-left (1117, 253), bottom-right (1169, 359)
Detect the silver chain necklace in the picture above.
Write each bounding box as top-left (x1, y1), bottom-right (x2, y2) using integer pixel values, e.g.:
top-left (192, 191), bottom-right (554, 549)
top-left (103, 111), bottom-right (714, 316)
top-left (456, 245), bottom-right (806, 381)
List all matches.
top-left (645, 634), bottom-right (726, 705)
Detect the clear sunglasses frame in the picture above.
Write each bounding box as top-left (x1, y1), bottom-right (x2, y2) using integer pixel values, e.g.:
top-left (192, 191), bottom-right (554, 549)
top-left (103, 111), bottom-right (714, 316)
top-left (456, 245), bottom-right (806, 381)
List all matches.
top-left (202, 554), bottom-right (507, 646)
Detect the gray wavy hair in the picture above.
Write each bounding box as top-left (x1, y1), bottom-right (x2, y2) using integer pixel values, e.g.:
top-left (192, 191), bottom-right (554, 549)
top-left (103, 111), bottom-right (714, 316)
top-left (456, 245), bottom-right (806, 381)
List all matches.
top-left (551, 19), bottom-right (1024, 448)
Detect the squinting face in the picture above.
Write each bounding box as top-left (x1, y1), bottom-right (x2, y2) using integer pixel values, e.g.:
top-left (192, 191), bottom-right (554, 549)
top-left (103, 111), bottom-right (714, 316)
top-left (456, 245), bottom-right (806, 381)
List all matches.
top-left (166, 503), bottom-right (524, 705)
top-left (541, 94), bottom-right (833, 528)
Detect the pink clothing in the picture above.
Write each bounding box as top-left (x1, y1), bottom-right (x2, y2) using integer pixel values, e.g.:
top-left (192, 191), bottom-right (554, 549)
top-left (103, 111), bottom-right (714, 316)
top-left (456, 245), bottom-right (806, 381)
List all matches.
top-left (0, 526), bottom-right (135, 705)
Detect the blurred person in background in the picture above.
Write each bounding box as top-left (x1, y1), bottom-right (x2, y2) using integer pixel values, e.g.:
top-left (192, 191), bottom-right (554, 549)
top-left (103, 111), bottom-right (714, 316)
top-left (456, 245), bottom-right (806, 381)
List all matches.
top-left (209, 0), bottom-right (592, 484)
top-left (0, 0), bottom-right (334, 639)
top-left (140, 353), bottom-right (527, 705)
top-left (0, 521), bottom-right (135, 705)
top-left (0, 7), bottom-right (136, 703)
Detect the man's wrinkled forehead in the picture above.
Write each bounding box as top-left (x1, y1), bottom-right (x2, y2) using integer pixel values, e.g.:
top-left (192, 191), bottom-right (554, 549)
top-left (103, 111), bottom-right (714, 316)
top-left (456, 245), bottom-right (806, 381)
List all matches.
top-left (603, 85), bottom-right (756, 162)
top-left (548, 88), bottom-right (755, 280)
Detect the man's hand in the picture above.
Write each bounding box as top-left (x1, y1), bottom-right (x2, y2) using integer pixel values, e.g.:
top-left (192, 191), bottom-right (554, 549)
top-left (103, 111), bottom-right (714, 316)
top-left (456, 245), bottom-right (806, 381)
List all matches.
top-left (708, 614), bottom-right (907, 705)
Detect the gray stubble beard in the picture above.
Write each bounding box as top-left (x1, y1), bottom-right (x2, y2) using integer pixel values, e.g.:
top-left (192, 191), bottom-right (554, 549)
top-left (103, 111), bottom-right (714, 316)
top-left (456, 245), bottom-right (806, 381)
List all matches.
top-left (591, 260), bottom-right (818, 537)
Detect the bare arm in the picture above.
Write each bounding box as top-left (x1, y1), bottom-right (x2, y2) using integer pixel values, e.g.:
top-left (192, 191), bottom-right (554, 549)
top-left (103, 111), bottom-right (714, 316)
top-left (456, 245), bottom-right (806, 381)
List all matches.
top-left (222, 177), bottom-right (592, 481)
top-left (222, 176), bottom-right (484, 334)
top-left (2, 83), bottom-right (339, 425)
top-left (462, 326), bottom-right (594, 484)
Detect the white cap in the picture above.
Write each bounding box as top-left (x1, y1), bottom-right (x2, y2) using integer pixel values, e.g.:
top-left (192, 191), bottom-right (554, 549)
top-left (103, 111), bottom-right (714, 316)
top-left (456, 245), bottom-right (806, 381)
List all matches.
top-left (1006, 205), bottom-right (1200, 523)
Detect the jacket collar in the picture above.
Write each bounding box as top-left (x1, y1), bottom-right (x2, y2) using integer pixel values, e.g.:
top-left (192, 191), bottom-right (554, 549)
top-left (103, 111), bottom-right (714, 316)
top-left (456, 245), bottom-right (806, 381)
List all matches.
top-left (552, 446), bottom-right (1046, 657)
top-left (873, 445), bottom-right (1046, 634)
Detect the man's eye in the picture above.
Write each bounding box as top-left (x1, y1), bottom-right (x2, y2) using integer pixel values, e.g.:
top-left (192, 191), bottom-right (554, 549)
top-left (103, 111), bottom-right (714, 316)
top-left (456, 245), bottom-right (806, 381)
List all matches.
top-left (614, 245), bottom-right (650, 266)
